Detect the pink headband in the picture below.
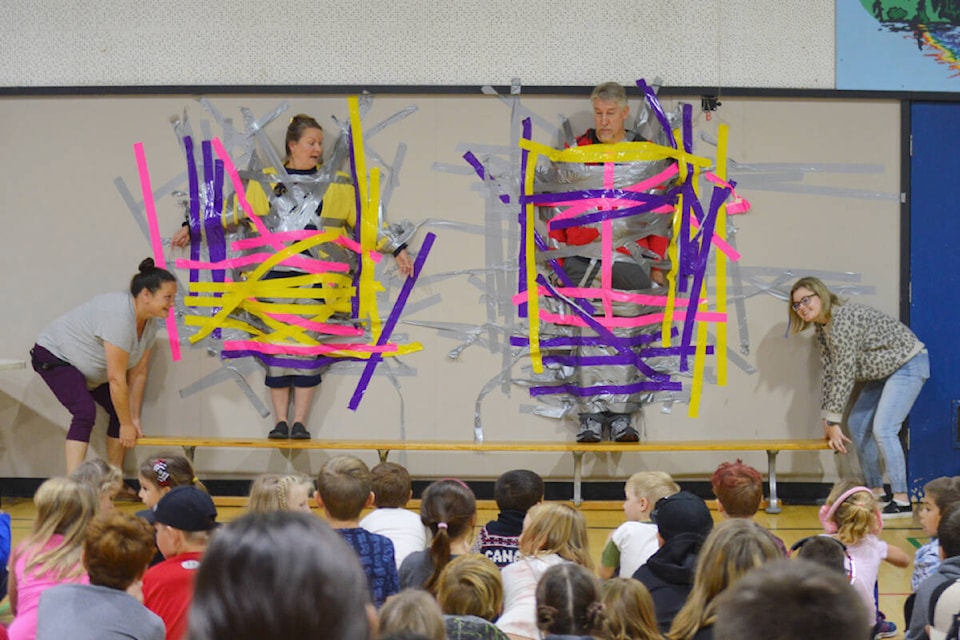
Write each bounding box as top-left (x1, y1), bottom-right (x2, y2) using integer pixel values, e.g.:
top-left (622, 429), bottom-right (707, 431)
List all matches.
top-left (818, 486), bottom-right (876, 534)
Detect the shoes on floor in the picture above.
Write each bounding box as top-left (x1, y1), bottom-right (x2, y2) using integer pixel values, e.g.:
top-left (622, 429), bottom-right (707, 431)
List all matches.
top-left (881, 500), bottom-right (912, 519)
top-left (873, 613), bottom-right (897, 639)
top-left (268, 421), bottom-right (289, 439)
top-left (290, 422), bottom-right (311, 440)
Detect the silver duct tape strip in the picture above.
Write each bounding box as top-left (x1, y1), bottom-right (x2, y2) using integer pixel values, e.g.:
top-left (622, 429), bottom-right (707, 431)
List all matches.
top-left (474, 351), bottom-right (528, 442)
top-left (381, 142), bottom-right (407, 213)
top-left (419, 218), bottom-right (488, 235)
top-left (365, 105), bottom-right (419, 140)
top-left (178, 361), bottom-right (270, 418)
top-left (432, 162), bottom-right (476, 176)
top-left (398, 293), bottom-right (442, 317)
top-left (725, 231), bottom-right (751, 355)
top-left (732, 180), bottom-right (898, 202)
top-left (479, 84), bottom-right (559, 139)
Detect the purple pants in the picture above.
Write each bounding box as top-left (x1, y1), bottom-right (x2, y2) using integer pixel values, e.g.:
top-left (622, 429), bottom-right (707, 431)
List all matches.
top-left (31, 344), bottom-right (120, 442)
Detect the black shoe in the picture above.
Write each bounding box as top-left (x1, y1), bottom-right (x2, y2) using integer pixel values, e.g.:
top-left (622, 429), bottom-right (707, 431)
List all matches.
top-left (268, 421), bottom-right (289, 439)
top-left (290, 422), bottom-right (311, 440)
top-left (881, 500), bottom-right (912, 519)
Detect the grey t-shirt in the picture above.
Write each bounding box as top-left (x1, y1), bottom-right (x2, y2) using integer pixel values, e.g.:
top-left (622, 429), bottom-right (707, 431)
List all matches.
top-left (37, 292), bottom-right (157, 386)
top-left (37, 583), bottom-right (165, 640)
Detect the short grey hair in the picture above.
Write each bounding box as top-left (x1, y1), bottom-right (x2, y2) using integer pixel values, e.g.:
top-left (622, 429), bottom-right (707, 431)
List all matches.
top-left (590, 82), bottom-right (627, 107)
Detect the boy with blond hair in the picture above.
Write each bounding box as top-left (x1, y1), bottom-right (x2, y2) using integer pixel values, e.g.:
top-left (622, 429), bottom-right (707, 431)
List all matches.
top-left (599, 470), bottom-right (680, 579)
top-left (316, 455), bottom-right (399, 608)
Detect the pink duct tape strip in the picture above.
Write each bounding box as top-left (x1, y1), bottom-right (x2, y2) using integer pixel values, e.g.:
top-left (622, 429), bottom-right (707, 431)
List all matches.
top-left (232, 231), bottom-right (381, 264)
top-left (703, 171), bottom-right (751, 215)
top-left (600, 162), bottom-right (615, 317)
top-left (176, 254), bottom-right (351, 273)
top-left (511, 288), bottom-right (697, 307)
top-left (689, 217), bottom-right (741, 261)
top-left (133, 142), bottom-right (182, 362)
top-left (221, 340), bottom-right (399, 356)
top-left (264, 313), bottom-right (365, 336)
top-left (544, 166), bottom-right (678, 226)
top-left (540, 310), bottom-right (727, 328)
top-left (210, 138), bottom-right (282, 251)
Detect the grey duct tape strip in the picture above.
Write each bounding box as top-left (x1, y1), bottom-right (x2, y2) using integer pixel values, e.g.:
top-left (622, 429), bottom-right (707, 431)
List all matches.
top-left (731, 180), bottom-right (898, 202)
top-left (432, 163), bottom-right (476, 175)
top-left (398, 293), bottom-right (443, 317)
top-left (474, 351), bottom-right (528, 442)
top-left (381, 142), bottom-right (407, 213)
top-left (725, 231), bottom-right (751, 355)
top-left (178, 361), bottom-right (270, 418)
top-left (480, 84), bottom-right (559, 140)
top-left (365, 105), bottom-right (418, 140)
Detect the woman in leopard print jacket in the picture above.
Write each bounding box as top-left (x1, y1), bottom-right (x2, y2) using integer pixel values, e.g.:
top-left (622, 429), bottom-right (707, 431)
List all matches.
top-left (789, 277), bottom-right (929, 517)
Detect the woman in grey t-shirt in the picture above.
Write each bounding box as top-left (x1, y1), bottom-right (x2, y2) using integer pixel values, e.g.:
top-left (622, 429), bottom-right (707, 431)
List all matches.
top-left (31, 258), bottom-right (177, 473)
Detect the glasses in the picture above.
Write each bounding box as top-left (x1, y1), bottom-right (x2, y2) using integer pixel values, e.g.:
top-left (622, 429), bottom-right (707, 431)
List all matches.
top-left (791, 293), bottom-right (819, 311)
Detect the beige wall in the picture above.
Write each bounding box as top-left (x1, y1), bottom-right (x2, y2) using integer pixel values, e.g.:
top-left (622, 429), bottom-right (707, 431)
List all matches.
top-left (0, 93), bottom-right (901, 484)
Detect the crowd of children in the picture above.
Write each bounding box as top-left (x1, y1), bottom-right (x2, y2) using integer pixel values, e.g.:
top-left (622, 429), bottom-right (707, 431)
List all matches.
top-left (3, 452), bottom-right (957, 640)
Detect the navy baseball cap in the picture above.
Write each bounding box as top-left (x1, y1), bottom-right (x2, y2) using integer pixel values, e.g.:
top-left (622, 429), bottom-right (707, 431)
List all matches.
top-left (152, 486), bottom-right (218, 532)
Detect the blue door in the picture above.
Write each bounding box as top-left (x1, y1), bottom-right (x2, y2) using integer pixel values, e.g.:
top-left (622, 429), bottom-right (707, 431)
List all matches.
top-left (908, 102), bottom-right (960, 493)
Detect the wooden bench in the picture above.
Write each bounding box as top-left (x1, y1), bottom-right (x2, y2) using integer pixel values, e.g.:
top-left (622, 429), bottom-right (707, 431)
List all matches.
top-left (136, 436), bottom-right (830, 512)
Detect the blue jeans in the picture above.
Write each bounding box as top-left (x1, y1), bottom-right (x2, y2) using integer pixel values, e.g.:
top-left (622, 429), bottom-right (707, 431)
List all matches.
top-left (847, 350), bottom-right (929, 494)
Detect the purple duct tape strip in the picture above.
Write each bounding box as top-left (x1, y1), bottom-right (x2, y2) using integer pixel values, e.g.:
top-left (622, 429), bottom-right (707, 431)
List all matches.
top-left (536, 275), bottom-right (664, 380)
top-left (529, 380), bottom-right (683, 397)
top-left (534, 229), bottom-right (596, 315)
top-left (518, 118), bottom-right (533, 318)
top-left (541, 344), bottom-right (713, 367)
top-left (347, 232), bottom-right (437, 411)
top-left (221, 350), bottom-right (331, 369)
top-left (677, 185), bottom-right (724, 371)
top-left (348, 124), bottom-right (362, 321)
top-left (525, 188), bottom-right (664, 206)
top-left (463, 151), bottom-right (510, 204)
top-left (184, 136), bottom-right (201, 285)
top-left (548, 198), bottom-right (673, 230)
top-left (637, 79), bottom-right (676, 149)
top-left (683, 102), bottom-right (693, 155)
top-left (201, 142), bottom-right (223, 340)
top-left (511, 328), bottom-right (676, 348)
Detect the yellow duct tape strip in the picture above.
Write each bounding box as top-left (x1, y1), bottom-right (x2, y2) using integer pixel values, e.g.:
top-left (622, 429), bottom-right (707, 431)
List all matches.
top-left (187, 232), bottom-right (340, 343)
top-left (689, 320), bottom-right (710, 418)
top-left (715, 124), bottom-right (730, 387)
top-left (519, 139), bottom-right (712, 169)
top-left (349, 96), bottom-right (383, 343)
top-left (524, 148), bottom-right (543, 374)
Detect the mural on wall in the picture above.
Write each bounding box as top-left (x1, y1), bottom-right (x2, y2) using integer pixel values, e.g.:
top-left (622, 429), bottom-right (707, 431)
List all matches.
top-left (838, 0), bottom-right (960, 90)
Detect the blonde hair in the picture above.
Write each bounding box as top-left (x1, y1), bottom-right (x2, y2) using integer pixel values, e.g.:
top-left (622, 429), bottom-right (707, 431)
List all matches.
top-left (625, 471), bottom-right (680, 504)
top-left (824, 480), bottom-right (880, 545)
top-left (18, 477), bottom-right (96, 581)
top-left (788, 276), bottom-right (843, 334)
top-left (436, 554), bottom-right (503, 621)
top-left (379, 589), bottom-right (447, 640)
top-left (667, 519), bottom-right (781, 640)
top-left (602, 578), bottom-right (661, 640)
top-left (69, 459), bottom-right (122, 511)
top-left (248, 473), bottom-right (313, 513)
top-left (518, 502), bottom-right (593, 570)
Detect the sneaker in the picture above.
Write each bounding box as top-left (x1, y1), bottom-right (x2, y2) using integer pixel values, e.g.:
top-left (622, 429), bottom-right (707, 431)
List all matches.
top-left (881, 500), bottom-right (912, 519)
top-left (576, 416), bottom-right (603, 443)
top-left (610, 415), bottom-right (639, 442)
top-left (290, 422), bottom-right (311, 440)
top-left (873, 613), bottom-right (897, 639)
top-left (268, 421), bottom-right (289, 439)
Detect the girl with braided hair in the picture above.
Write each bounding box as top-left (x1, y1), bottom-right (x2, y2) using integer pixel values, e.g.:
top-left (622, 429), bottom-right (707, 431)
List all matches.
top-left (247, 473), bottom-right (313, 514)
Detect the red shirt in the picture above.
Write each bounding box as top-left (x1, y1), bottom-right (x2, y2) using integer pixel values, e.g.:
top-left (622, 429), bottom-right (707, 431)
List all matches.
top-left (143, 551), bottom-right (203, 640)
top-left (548, 129), bottom-right (669, 269)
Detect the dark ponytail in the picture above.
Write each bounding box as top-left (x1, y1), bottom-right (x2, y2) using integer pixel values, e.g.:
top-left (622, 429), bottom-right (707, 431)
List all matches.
top-left (130, 258), bottom-right (176, 296)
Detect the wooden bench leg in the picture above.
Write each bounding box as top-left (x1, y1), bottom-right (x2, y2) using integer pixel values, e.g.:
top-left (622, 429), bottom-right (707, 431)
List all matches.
top-left (376, 449), bottom-right (390, 463)
top-left (572, 452), bottom-right (584, 507)
top-left (182, 446), bottom-right (197, 465)
top-left (765, 449), bottom-right (782, 514)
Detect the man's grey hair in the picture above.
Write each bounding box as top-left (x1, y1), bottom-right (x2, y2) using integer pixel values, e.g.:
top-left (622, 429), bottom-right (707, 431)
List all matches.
top-left (590, 82), bottom-right (627, 106)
